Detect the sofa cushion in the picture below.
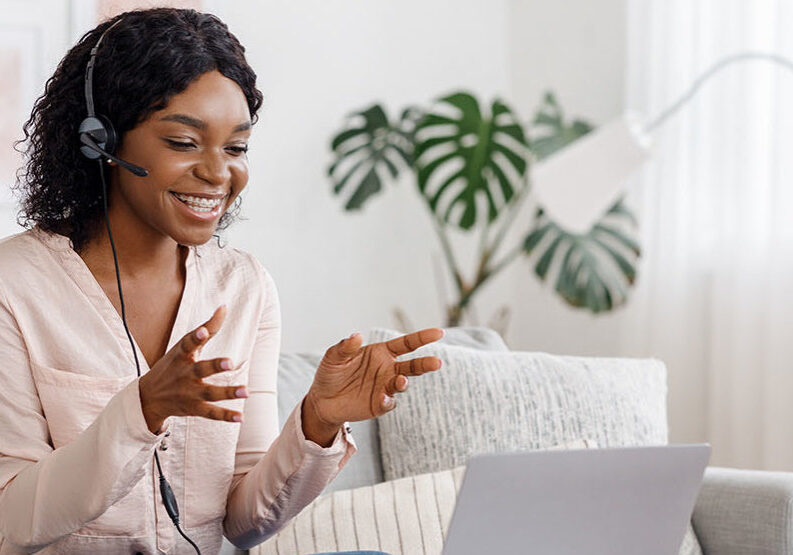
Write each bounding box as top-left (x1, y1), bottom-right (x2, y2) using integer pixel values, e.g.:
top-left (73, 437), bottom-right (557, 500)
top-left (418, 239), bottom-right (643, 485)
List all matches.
top-left (365, 334), bottom-right (668, 481)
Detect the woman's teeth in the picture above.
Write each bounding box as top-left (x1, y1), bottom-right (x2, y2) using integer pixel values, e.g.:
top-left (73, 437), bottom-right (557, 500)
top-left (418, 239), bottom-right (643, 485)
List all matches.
top-left (172, 192), bottom-right (224, 212)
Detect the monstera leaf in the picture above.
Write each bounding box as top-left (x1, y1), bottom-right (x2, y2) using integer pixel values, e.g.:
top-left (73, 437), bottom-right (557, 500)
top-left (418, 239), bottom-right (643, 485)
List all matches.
top-left (523, 202), bottom-right (640, 312)
top-left (328, 104), bottom-right (421, 210)
top-left (413, 92), bottom-right (529, 230)
top-left (522, 93), bottom-right (641, 312)
top-left (529, 92), bottom-right (593, 161)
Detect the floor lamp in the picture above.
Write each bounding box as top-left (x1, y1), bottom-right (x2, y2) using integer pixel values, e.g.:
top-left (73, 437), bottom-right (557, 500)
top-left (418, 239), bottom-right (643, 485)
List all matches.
top-left (531, 52), bottom-right (793, 234)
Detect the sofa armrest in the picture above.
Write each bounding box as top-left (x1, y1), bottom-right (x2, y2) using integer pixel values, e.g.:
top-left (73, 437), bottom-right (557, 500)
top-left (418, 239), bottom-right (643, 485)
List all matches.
top-left (692, 466), bottom-right (793, 554)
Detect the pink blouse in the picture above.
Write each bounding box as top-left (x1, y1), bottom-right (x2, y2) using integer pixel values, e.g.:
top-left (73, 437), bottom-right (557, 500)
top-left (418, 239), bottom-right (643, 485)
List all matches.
top-left (0, 227), bottom-right (357, 554)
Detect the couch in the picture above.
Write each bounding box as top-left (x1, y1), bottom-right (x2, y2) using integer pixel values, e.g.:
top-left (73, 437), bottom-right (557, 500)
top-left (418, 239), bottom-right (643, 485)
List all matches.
top-left (218, 327), bottom-right (793, 555)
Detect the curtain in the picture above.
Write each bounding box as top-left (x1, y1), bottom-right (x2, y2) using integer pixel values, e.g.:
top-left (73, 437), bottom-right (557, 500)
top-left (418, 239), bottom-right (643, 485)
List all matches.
top-left (621, 0), bottom-right (793, 470)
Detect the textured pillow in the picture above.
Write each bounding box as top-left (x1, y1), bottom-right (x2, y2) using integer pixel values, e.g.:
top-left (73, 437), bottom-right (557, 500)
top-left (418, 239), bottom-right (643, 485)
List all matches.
top-left (251, 439), bottom-right (594, 555)
top-left (365, 337), bottom-right (668, 480)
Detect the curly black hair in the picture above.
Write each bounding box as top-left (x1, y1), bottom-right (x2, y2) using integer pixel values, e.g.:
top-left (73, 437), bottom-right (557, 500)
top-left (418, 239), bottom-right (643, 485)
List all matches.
top-left (12, 7), bottom-right (264, 253)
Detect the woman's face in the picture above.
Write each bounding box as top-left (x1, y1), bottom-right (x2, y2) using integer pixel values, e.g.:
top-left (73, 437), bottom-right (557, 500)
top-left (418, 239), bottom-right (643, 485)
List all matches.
top-left (110, 69), bottom-right (251, 247)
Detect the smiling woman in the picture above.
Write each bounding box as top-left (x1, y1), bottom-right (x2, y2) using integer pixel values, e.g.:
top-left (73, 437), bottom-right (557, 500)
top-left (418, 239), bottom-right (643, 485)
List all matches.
top-left (0, 6), bottom-right (438, 555)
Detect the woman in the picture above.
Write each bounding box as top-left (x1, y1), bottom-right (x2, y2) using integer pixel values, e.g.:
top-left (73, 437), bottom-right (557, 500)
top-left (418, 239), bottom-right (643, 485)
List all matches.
top-left (0, 8), bottom-right (443, 554)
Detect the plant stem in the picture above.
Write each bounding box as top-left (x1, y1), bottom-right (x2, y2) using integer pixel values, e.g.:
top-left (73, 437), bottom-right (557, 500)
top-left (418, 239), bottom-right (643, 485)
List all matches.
top-left (487, 174), bottom-right (531, 263)
top-left (440, 175), bottom-right (533, 327)
top-left (427, 207), bottom-right (464, 294)
top-left (486, 242), bottom-right (525, 279)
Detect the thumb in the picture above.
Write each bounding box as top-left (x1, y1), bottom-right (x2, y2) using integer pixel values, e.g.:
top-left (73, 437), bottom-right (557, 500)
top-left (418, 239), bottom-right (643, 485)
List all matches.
top-left (326, 332), bottom-right (362, 364)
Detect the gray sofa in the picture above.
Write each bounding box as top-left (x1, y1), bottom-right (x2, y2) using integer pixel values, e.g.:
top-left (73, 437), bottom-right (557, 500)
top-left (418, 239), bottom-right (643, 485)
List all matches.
top-left (223, 327), bottom-right (793, 554)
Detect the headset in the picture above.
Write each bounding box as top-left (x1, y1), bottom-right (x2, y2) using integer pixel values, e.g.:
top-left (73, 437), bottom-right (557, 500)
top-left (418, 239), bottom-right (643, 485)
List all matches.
top-left (77, 18), bottom-right (201, 554)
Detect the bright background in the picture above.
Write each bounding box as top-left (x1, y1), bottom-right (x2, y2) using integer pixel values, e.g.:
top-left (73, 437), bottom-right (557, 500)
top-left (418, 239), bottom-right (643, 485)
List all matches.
top-left (3, 0), bottom-right (792, 471)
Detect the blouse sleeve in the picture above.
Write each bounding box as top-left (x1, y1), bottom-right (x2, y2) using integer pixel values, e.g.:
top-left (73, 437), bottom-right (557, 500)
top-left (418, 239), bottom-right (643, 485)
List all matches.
top-left (0, 285), bottom-right (169, 551)
top-left (222, 258), bottom-right (357, 550)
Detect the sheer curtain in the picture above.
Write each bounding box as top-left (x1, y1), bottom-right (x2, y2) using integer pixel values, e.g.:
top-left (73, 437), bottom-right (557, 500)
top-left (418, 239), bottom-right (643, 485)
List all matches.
top-left (620, 0), bottom-right (793, 470)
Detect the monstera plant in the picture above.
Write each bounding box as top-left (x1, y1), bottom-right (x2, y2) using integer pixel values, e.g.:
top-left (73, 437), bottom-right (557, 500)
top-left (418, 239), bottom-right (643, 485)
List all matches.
top-left (327, 91), bottom-right (640, 331)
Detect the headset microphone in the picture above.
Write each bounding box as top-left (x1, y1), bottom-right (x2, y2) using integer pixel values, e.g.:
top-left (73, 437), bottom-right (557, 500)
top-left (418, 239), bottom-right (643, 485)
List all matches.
top-left (78, 134), bottom-right (148, 177)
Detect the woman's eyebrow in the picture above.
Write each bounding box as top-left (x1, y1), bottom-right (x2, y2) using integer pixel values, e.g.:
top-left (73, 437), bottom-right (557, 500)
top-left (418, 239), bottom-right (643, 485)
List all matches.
top-left (159, 113), bottom-right (251, 133)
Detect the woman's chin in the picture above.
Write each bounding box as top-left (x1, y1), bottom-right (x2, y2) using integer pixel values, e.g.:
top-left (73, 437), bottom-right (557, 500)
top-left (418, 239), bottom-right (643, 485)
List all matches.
top-left (170, 226), bottom-right (220, 247)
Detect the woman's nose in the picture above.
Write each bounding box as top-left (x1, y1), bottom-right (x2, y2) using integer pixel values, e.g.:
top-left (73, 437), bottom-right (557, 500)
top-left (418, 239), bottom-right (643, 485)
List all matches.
top-left (194, 150), bottom-right (231, 185)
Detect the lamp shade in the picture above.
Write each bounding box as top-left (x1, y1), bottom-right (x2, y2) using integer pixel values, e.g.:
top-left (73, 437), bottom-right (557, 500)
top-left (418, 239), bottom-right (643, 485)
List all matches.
top-left (530, 112), bottom-right (652, 234)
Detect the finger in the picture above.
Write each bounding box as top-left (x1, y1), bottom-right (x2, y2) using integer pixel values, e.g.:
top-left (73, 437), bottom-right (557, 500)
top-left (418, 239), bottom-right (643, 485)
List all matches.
top-left (385, 374), bottom-right (409, 396)
top-left (199, 384), bottom-right (249, 402)
top-left (179, 305), bottom-right (227, 359)
top-left (323, 331), bottom-right (363, 365)
top-left (394, 356), bottom-right (442, 377)
top-left (197, 403), bottom-right (243, 423)
top-left (385, 328), bottom-right (445, 357)
top-left (193, 357), bottom-right (239, 379)
top-left (380, 392), bottom-right (397, 412)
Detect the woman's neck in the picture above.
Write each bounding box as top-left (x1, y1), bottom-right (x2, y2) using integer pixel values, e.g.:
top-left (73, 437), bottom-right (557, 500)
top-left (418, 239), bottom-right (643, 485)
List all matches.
top-left (76, 220), bottom-right (186, 284)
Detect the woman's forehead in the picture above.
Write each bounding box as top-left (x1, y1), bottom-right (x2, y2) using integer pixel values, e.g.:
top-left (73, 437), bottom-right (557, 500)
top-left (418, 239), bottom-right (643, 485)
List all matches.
top-left (153, 70), bottom-right (250, 131)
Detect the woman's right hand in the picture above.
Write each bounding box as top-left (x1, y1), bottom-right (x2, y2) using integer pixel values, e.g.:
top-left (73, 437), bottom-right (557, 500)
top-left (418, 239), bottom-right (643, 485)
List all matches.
top-left (138, 305), bottom-right (248, 434)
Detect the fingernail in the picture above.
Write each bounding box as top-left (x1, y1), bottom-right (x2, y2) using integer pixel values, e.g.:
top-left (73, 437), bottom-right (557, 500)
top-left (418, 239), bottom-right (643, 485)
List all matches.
top-left (220, 359), bottom-right (232, 370)
top-left (348, 331), bottom-right (360, 339)
top-left (232, 414), bottom-right (242, 422)
top-left (196, 327), bottom-right (208, 340)
top-left (235, 388), bottom-right (248, 398)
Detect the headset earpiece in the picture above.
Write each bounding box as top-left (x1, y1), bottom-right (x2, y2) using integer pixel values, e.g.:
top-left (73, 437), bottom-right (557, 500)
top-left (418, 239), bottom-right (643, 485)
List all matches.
top-left (78, 114), bottom-right (117, 160)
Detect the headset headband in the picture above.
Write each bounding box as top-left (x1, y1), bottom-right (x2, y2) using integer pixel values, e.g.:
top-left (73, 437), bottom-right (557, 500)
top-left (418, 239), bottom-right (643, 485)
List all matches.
top-left (84, 18), bottom-right (123, 118)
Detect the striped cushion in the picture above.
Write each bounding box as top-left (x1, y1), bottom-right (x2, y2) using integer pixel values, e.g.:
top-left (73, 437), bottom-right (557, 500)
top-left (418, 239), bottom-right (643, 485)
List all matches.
top-left (251, 440), bottom-right (592, 555)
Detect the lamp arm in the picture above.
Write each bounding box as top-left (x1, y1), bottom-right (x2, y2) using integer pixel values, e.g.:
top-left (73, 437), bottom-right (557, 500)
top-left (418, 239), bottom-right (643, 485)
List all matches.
top-left (645, 52), bottom-right (793, 133)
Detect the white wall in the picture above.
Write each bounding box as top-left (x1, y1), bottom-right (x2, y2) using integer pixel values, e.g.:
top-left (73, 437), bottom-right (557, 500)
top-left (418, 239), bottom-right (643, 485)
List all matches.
top-left (210, 0), bottom-right (513, 353)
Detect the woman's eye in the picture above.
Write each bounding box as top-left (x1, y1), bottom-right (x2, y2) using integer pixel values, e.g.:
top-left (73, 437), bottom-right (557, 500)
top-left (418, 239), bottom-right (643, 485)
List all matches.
top-left (227, 145), bottom-right (249, 155)
top-left (165, 139), bottom-right (195, 150)
top-left (164, 139), bottom-right (248, 155)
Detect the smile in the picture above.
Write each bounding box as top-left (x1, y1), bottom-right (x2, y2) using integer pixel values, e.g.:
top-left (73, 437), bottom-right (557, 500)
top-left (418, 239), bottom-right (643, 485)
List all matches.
top-left (170, 192), bottom-right (227, 220)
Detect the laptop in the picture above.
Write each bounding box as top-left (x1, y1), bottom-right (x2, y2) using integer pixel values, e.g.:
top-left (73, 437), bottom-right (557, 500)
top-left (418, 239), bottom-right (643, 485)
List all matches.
top-left (442, 444), bottom-right (710, 555)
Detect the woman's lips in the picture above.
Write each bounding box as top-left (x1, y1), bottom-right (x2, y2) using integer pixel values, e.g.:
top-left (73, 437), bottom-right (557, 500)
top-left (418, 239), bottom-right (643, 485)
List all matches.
top-left (170, 191), bottom-right (226, 221)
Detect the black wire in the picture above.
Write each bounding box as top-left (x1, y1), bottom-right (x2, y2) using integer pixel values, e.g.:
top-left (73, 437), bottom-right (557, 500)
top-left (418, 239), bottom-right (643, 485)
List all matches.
top-left (97, 159), bottom-right (201, 555)
top-left (176, 521), bottom-right (202, 554)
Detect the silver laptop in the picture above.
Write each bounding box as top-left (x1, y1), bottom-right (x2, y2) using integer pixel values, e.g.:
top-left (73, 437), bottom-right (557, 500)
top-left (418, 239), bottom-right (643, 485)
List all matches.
top-left (442, 444), bottom-right (710, 555)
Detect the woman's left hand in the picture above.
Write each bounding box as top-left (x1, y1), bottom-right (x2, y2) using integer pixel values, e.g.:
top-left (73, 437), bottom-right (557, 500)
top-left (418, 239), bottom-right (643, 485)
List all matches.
top-left (304, 328), bottom-right (445, 431)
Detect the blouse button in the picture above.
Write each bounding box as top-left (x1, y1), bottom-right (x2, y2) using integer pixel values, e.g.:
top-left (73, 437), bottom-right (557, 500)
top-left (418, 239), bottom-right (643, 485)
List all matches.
top-left (345, 425), bottom-right (352, 434)
top-left (164, 430), bottom-right (171, 437)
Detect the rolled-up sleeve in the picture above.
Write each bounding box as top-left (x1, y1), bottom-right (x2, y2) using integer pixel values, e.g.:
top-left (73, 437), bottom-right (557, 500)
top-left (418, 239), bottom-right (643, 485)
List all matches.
top-left (0, 286), bottom-right (169, 552)
top-left (222, 258), bottom-right (357, 550)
